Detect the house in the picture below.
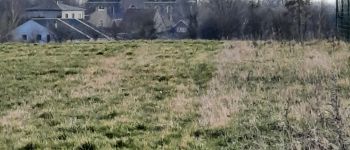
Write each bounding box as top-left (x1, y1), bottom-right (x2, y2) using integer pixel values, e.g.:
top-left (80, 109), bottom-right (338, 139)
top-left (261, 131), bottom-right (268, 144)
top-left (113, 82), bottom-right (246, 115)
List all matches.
top-left (8, 0), bottom-right (197, 42)
top-left (171, 20), bottom-right (190, 38)
top-left (10, 20), bottom-right (54, 43)
top-left (157, 20), bottom-right (190, 39)
top-left (8, 0), bottom-right (112, 43)
top-left (9, 18), bottom-right (111, 43)
top-left (26, 0), bottom-right (85, 19)
top-left (87, 4), bottom-right (115, 28)
top-left (85, 0), bottom-right (123, 28)
top-left (117, 8), bottom-right (191, 39)
top-left (85, 0), bottom-right (196, 37)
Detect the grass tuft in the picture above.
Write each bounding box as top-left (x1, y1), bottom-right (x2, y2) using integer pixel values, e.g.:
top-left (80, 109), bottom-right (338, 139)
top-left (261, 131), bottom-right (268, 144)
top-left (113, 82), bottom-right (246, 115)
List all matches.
top-left (77, 142), bottom-right (96, 150)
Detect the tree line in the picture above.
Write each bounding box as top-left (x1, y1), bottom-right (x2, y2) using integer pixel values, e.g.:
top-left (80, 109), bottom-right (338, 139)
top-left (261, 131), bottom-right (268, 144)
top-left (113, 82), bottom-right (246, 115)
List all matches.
top-left (0, 0), bottom-right (336, 41)
top-left (196, 0), bottom-right (335, 40)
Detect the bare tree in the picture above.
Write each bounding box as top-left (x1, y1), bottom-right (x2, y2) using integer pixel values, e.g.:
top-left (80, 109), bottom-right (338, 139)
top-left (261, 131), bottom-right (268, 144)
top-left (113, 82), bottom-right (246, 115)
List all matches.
top-left (199, 0), bottom-right (248, 39)
top-left (0, 0), bottom-right (30, 37)
top-left (197, 0), bottom-right (334, 40)
top-left (0, 1), bottom-right (6, 38)
top-left (284, 0), bottom-right (311, 41)
top-left (4, 0), bottom-right (27, 30)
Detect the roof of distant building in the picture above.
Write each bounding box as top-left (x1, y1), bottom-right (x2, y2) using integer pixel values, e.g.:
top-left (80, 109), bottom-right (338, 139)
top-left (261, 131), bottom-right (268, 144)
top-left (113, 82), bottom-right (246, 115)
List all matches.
top-left (31, 18), bottom-right (110, 40)
top-left (26, 0), bottom-right (84, 11)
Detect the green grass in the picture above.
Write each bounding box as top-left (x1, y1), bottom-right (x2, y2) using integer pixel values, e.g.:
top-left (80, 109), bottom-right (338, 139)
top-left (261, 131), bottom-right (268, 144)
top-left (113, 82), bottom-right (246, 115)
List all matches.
top-left (0, 41), bottom-right (221, 149)
top-left (0, 40), bottom-right (349, 149)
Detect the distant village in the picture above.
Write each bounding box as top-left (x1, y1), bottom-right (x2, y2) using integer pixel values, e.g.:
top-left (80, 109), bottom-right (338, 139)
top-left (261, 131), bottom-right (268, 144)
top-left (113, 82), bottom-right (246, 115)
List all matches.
top-left (8, 0), bottom-right (196, 43)
top-left (0, 0), bottom-right (337, 42)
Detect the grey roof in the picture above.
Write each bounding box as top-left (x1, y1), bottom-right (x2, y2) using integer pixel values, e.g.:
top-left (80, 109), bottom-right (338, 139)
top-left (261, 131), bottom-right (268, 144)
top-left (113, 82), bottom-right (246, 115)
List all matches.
top-left (57, 3), bottom-right (85, 11)
top-left (27, 0), bottom-right (84, 11)
top-left (33, 19), bottom-right (89, 39)
top-left (32, 18), bottom-right (110, 40)
top-left (26, 0), bottom-right (61, 11)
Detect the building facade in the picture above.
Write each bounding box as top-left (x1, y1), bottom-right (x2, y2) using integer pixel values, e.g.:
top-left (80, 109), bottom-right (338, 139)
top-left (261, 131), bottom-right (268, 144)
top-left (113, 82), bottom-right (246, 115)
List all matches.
top-left (10, 20), bottom-right (54, 43)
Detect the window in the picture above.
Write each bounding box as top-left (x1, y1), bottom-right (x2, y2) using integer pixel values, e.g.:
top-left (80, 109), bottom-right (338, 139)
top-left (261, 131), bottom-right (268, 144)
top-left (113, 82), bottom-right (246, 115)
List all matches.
top-left (177, 27), bottom-right (187, 33)
top-left (99, 20), bottom-right (103, 27)
top-left (166, 6), bottom-right (173, 21)
top-left (47, 35), bottom-right (51, 43)
top-left (54, 21), bottom-right (58, 29)
top-left (166, 6), bottom-right (172, 14)
top-left (98, 5), bottom-right (105, 11)
top-left (36, 34), bottom-right (42, 41)
top-left (72, 13), bottom-right (75, 19)
top-left (65, 14), bottom-right (69, 18)
top-left (22, 35), bottom-right (27, 41)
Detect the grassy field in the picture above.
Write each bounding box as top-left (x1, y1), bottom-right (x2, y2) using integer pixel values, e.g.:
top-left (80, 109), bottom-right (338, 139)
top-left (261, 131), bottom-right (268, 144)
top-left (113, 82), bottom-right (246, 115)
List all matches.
top-left (0, 40), bottom-right (349, 149)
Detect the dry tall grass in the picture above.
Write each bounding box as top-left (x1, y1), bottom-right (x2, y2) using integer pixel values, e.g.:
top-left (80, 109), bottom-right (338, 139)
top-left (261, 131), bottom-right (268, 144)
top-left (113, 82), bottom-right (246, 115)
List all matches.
top-left (199, 40), bottom-right (350, 149)
top-left (199, 42), bottom-right (250, 127)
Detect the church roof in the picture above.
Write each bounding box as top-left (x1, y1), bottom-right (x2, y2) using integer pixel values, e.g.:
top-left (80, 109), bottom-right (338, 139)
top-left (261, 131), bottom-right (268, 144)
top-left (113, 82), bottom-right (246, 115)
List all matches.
top-left (57, 3), bottom-right (85, 11)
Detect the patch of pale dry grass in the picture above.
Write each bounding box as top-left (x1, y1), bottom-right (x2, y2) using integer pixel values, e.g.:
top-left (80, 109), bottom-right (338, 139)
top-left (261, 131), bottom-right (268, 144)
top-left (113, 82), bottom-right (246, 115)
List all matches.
top-left (199, 85), bottom-right (245, 127)
top-left (168, 93), bottom-right (194, 115)
top-left (299, 50), bottom-right (333, 78)
top-left (199, 41), bottom-right (249, 127)
top-left (221, 41), bottom-right (254, 63)
top-left (0, 89), bottom-right (53, 131)
top-left (332, 50), bottom-right (350, 70)
top-left (0, 108), bottom-right (31, 130)
top-left (69, 56), bottom-right (124, 98)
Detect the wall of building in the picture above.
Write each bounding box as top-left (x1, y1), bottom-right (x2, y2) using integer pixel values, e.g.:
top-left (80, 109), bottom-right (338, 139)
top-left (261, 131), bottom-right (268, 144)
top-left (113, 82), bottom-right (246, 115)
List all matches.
top-left (77, 0), bottom-right (88, 5)
top-left (61, 11), bottom-right (85, 19)
top-left (88, 8), bottom-right (113, 28)
top-left (10, 20), bottom-right (54, 43)
top-left (145, 2), bottom-right (177, 22)
top-left (85, 2), bottom-right (122, 18)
